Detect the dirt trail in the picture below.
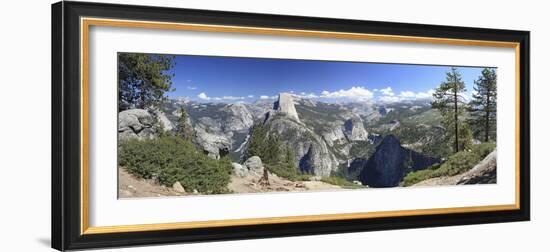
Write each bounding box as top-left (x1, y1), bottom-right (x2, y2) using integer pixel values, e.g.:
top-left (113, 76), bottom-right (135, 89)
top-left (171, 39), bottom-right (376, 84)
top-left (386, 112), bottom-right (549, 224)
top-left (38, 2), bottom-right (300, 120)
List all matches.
top-left (228, 172), bottom-right (342, 194)
top-left (119, 167), bottom-right (343, 198)
top-left (118, 168), bottom-right (186, 198)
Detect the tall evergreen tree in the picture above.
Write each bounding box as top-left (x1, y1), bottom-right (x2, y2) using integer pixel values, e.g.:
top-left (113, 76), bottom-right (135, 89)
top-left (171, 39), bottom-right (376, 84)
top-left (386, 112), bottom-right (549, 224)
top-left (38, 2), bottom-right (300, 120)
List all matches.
top-left (244, 124), bottom-right (269, 161)
top-left (283, 145), bottom-right (297, 170)
top-left (468, 68), bottom-right (497, 142)
top-left (264, 134), bottom-right (283, 165)
top-left (431, 67), bottom-right (472, 153)
top-left (118, 53), bottom-right (175, 111)
top-left (244, 123), bottom-right (288, 166)
top-left (175, 106), bottom-right (194, 141)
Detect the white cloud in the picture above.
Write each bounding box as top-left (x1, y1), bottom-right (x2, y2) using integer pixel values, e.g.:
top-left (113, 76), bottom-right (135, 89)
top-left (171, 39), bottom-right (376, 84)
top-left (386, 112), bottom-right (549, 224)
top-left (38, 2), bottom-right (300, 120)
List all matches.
top-left (247, 95), bottom-right (254, 98)
top-left (197, 92), bottom-right (210, 100)
top-left (296, 92), bottom-right (319, 99)
top-left (320, 86), bottom-right (374, 102)
top-left (187, 86), bottom-right (197, 90)
top-left (379, 87), bottom-right (394, 96)
top-left (379, 95), bottom-right (402, 103)
top-left (414, 89), bottom-right (434, 99)
top-left (198, 92), bottom-right (245, 101)
top-left (221, 96), bottom-right (245, 100)
top-left (377, 89), bottom-right (434, 103)
top-left (399, 91), bottom-right (416, 98)
top-left (258, 95), bottom-right (278, 99)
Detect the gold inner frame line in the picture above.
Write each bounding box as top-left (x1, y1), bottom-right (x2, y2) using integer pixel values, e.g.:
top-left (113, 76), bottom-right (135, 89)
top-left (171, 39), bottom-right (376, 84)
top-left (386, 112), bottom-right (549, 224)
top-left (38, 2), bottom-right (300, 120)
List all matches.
top-left (80, 17), bottom-right (521, 235)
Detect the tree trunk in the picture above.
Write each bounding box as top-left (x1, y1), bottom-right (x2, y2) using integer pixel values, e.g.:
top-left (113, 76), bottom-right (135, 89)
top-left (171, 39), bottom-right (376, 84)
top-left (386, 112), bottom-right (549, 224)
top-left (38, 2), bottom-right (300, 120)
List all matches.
top-left (454, 87), bottom-right (459, 153)
top-left (485, 90), bottom-right (490, 142)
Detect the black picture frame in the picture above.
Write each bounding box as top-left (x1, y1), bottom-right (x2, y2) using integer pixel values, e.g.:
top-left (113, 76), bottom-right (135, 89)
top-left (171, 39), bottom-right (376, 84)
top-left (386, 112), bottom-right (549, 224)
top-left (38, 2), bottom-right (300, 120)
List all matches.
top-left (52, 1), bottom-right (530, 251)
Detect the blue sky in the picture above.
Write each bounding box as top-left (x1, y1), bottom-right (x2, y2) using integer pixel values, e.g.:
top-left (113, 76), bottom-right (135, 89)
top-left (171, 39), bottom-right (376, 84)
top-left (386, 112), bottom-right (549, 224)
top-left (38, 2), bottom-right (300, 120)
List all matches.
top-left (165, 54), bottom-right (491, 103)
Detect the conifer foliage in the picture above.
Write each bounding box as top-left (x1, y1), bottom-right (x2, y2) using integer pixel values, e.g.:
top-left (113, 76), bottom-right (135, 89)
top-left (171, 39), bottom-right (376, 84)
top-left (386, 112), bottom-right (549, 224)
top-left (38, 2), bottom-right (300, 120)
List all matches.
top-left (118, 53), bottom-right (175, 111)
top-left (431, 67), bottom-right (473, 153)
top-left (468, 68), bottom-right (497, 142)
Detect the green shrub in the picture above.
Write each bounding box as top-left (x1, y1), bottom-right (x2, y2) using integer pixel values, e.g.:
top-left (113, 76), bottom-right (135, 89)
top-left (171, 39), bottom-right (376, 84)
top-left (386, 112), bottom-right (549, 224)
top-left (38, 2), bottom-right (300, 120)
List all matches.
top-left (472, 142), bottom-right (496, 159)
top-left (295, 174), bottom-right (313, 181)
top-left (401, 163), bottom-right (441, 186)
top-left (119, 136), bottom-right (232, 194)
top-left (321, 176), bottom-right (363, 188)
top-left (266, 163), bottom-right (310, 181)
top-left (402, 142), bottom-right (495, 186)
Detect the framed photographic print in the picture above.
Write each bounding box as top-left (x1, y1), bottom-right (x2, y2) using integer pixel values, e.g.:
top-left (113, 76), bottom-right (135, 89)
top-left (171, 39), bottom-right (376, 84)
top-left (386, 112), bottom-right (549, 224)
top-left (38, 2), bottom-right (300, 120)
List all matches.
top-left (51, 1), bottom-right (530, 251)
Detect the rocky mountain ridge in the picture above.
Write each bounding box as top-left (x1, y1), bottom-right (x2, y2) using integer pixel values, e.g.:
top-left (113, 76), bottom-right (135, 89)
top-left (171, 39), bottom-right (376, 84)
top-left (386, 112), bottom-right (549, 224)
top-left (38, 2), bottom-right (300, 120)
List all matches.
top-left (119, 93), bottom-right (445, 182)
top-left (358, 135), bottom-right (441, 187)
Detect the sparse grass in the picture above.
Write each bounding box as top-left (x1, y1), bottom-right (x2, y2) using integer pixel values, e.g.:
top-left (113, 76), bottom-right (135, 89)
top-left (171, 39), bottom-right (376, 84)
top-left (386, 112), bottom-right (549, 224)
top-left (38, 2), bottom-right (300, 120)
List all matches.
top-left (321, 176), bottom-right (363, 188)
top-left (402, 142), bottom-right (496, 186)
top-left (266, 163), bottom-right (311, 181)
top-left (400, 163), bottom-right (441, 186)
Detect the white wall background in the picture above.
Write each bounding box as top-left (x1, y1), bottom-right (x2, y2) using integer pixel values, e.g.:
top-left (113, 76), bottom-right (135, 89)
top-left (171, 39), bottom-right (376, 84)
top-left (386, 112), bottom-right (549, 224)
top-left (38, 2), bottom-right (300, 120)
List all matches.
top-left (0, 0), bottom-right (546, 251)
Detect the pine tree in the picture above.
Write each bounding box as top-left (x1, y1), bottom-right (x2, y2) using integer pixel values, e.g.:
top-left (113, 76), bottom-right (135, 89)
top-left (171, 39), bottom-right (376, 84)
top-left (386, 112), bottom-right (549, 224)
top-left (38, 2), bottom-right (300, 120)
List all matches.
top-left (175, 106), bottom-right (194, 141)
top-left (283, 145), bottom-right (297, 170)
top-left (458, 121), bottom-right (473, 151)
top-left (244, 123), bottom-right (290, 166)
top-left (244, 124), bottom-right (269, 160)
top-left (468, 68), bottom-right (497, 142)
top-left (118, 53), bottom-right (175, 111)
top-left (264, 134), bottom-right (283, 165)
top-left (431, 67), bottom-right (472, 153)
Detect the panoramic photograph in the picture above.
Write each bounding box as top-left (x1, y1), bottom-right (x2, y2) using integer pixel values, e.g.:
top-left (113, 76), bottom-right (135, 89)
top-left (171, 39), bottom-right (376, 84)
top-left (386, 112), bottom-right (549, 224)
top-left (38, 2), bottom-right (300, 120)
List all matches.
top-left (117, 52), bottom-right (497, 198)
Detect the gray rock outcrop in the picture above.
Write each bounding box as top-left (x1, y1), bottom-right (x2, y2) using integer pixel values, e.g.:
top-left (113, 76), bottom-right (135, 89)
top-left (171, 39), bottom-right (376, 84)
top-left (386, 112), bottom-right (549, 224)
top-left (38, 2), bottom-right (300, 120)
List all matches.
top-left (169, 102), bottom-right (254, 159)
top-left (118, 109), bottom-right (155, 140)
top-left (194, 125), bottom-right (231, 159)
top-left (343, 117), bottom-right (369, 141)
top-left (457, 150), bottom-right (497, 184)
top-left (244, 156), bottom-right (263, 173)
top-left (172, 181), bottom-right (186, 193)
top-left (412, 150), bottom-right (497, 186)
top-left (322, 123), bottom-right (348, 147)
top-left (224, 103), bottom-right (254, 132)
top-left (274, 93), bottom-right (300, 123)
top-left (267, 116), bottom-right (339, 176)
top-left (153, 109), bottom-right (174, 132)
top-left (231, 162), bottom-right (249, 178)
top-left (359, 135), bottom-right (440, 187)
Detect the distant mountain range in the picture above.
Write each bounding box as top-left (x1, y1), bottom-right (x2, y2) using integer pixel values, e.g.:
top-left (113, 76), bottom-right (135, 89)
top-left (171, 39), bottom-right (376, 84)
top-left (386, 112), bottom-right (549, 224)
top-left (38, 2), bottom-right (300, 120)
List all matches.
top-left (148, 93), bottom-right (443, 182)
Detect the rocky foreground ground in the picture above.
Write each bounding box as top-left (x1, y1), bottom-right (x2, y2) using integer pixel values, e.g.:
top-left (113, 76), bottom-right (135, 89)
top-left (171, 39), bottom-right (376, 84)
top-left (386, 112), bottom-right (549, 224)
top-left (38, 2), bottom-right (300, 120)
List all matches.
top-left (119, 168), bottom-right (342, 198)
top-left (119, 150), bottom-right (496, 198)
top-left (118, 168), bottom-right (187, 198)
top-left (412, 150), bottom-right (497, 187)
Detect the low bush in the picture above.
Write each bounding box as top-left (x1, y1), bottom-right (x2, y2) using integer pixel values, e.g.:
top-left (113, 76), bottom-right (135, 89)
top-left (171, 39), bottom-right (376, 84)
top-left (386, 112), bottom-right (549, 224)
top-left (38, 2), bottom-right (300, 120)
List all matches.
top-left (401, 163), bottom-right (440, 186)
top-left (119, 136), bottom-right (232, 194)
top-left (321, 176), bottom-right (363, 188)
top-left (266, 163), bottom-right (310, 181)
top-left (402, 142), bottom-right (495, 186)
